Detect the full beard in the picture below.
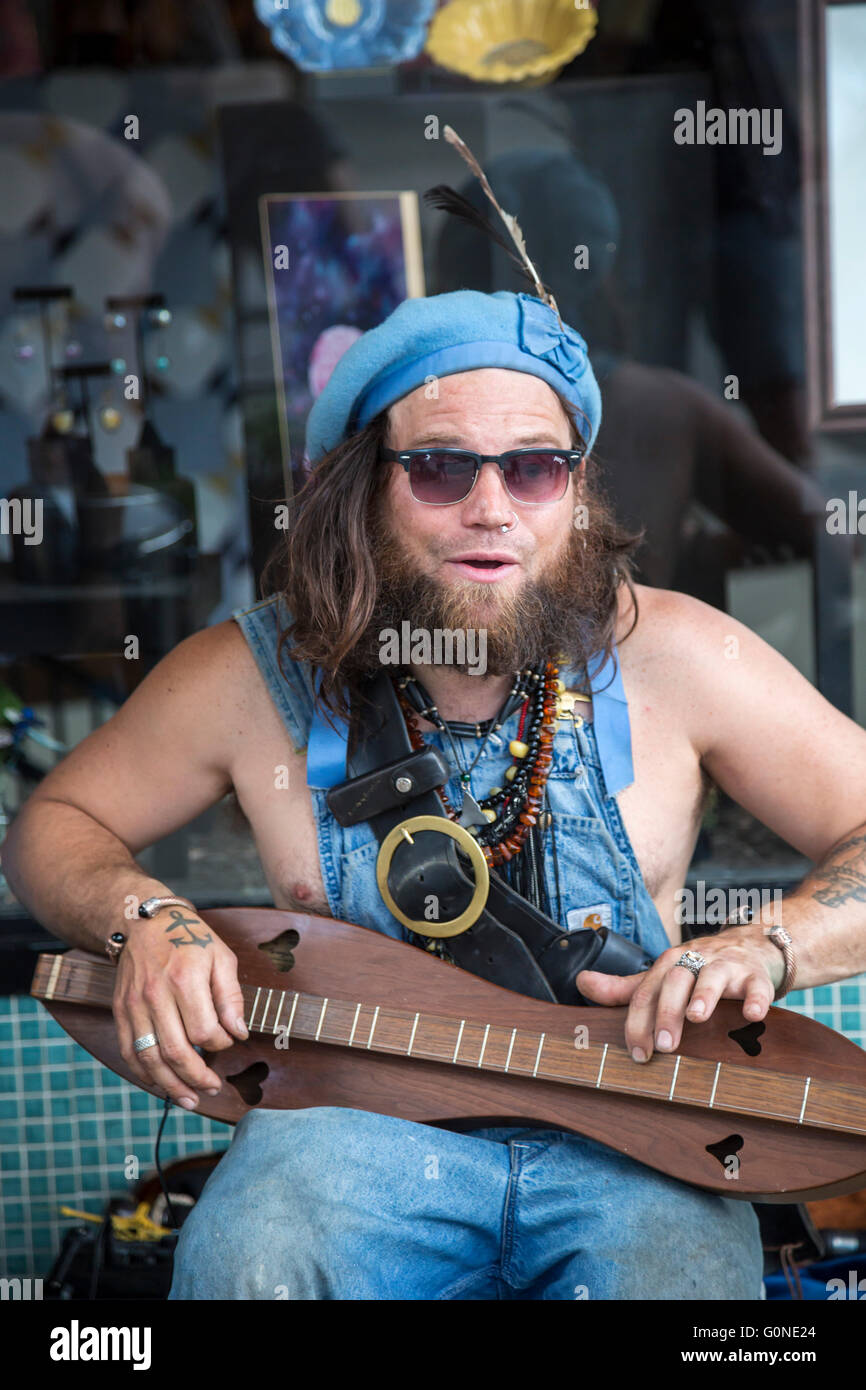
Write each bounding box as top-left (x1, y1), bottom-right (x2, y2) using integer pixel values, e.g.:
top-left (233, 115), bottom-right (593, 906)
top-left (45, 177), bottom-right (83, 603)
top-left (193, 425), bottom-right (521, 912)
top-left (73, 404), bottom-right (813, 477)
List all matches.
top-left (352, 507), bottom-right (602, 679)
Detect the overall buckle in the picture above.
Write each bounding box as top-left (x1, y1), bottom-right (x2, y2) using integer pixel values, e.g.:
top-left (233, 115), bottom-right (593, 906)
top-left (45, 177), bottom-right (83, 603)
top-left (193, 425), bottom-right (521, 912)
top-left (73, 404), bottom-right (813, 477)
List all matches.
top-left (375, 815), bottom-right (490, 938)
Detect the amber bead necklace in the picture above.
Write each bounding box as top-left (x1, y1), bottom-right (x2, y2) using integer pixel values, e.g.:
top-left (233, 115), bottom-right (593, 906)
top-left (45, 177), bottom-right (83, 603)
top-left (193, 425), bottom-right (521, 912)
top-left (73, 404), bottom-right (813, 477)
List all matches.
top-left (394, 659), bottom-right (561, 870)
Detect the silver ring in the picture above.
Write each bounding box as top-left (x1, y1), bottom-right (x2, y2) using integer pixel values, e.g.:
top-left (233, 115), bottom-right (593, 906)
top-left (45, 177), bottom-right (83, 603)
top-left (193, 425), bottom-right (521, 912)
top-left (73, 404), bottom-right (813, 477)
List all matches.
top-left (499, 511), bottom-right (517, 533)
top-left (674, 950), bottom-right (706, 979)
top-left (133, 1033), bottom-right (159, 1053)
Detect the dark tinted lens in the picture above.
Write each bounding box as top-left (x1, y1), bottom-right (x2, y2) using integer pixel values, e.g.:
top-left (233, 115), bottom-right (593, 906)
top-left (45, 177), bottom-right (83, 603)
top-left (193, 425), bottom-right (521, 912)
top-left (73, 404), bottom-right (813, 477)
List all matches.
top-left (502, 451), bottom-right (570, 502)
top-left (408, 451), bottom-right (477, 503)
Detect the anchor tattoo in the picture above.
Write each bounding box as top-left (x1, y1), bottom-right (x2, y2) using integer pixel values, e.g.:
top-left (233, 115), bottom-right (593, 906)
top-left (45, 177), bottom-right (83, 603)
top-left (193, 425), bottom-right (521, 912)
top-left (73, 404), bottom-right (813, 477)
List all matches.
top-left (163, 909), bottom-right (213, 949)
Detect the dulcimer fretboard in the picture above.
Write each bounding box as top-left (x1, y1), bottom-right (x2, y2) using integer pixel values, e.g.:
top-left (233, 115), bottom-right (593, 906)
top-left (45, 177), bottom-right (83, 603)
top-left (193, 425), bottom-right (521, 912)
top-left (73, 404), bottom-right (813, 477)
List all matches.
top-left (34, 953), bottom-right (866, 1138)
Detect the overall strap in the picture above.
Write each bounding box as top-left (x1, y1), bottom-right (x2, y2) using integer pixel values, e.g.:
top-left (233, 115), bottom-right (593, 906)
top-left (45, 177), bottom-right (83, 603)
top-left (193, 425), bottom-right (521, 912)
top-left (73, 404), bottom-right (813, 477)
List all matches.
top-left (308, 643), bottom-right (634, 796)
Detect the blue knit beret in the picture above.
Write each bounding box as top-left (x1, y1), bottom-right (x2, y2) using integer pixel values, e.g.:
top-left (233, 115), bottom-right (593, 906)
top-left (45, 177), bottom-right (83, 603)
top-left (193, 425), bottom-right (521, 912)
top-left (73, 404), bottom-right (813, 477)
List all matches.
top-left (304, 289), bottom-right (602, 464)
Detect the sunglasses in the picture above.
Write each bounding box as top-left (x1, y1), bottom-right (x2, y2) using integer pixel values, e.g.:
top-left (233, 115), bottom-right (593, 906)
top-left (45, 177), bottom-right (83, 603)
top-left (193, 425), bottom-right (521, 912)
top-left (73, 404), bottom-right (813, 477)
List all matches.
top-left (382, 446), bottom-right (585, 506)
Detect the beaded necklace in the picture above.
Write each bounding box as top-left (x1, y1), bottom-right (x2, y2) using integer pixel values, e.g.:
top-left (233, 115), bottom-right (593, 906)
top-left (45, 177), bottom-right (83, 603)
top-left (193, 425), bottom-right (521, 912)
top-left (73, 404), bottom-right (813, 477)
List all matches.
top-left (394, 659), bottom-right (561, 870)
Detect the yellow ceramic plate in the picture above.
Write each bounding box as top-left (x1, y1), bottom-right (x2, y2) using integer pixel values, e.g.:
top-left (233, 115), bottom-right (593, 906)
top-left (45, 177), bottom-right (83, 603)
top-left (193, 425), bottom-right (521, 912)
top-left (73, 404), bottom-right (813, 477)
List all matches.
top-left (426, 0), bottom-right (597, 85)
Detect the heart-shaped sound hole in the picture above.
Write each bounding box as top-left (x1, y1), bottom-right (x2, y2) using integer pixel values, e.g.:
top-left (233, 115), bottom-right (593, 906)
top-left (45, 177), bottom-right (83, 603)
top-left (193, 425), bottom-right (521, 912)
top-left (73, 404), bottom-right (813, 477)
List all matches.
top-left (727, 1021), bottom-right (765, 1056)
top-left (705, 1134), bottom-right (744, 1170)
top-left (257, 928), bottom-right (299, 973)
top-left (226, 1060), bottom-right (269, 1106)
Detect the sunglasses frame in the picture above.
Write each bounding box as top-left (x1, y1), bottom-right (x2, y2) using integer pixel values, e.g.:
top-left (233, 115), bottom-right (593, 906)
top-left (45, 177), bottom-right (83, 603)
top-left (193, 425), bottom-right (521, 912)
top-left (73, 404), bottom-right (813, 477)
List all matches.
top-left (382, 445), bottom-right (586, 506)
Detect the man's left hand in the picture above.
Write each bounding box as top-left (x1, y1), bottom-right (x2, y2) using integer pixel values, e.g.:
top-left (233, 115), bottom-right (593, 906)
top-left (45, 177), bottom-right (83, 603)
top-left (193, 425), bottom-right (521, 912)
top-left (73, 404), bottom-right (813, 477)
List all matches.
top-left (576, 925), bottom-right (786, 1062)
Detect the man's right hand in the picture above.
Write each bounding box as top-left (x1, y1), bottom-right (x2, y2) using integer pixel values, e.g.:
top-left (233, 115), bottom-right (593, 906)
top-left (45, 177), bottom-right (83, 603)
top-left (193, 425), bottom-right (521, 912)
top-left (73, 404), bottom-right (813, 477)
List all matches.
top-left (112, 908), bottom-right (248, 1108)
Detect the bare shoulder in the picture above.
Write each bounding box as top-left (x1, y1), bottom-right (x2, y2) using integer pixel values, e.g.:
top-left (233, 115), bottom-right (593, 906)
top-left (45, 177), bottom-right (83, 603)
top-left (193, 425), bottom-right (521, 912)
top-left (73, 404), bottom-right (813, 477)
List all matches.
top-left (615, 581), bottom-right (749, 667)
top-left (96, 615), bottom-right (273, 770)
top-left (142, 616), bottom-right (260, 712)
top-left (613, 581), bottom-right (709, 670)
top-left (617, 579), bottom-right (865, 764)
top-left (613, 582), bottom-right (773, 751)
top-left (614, 583), bottom-right (866, 861)
top-left (156, 615), bottom-right (284, 747)
top-left (14, 617), bottom-right (276, 856)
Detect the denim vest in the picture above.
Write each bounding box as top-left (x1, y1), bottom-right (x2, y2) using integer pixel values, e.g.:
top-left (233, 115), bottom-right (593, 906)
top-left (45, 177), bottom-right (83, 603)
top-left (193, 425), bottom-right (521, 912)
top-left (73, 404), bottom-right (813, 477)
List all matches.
top-left (232, 595), bottom-right (671, 965)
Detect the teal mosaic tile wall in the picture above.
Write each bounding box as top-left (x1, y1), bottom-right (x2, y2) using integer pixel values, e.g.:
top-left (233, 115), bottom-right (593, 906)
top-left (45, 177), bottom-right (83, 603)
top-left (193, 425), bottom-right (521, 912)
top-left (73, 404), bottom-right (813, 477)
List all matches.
top-left (0, 996), bottom-right (231, 1279)
top-left (782, 975), bottom-right (866, 1050)
top-left (2, 976), bottom-right (865, 1279)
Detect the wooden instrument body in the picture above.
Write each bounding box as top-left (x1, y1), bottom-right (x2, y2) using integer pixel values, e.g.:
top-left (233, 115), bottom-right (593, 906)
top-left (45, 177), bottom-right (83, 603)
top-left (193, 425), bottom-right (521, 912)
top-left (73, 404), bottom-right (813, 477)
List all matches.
top-left (33, 907), bottom-right (866, 1203)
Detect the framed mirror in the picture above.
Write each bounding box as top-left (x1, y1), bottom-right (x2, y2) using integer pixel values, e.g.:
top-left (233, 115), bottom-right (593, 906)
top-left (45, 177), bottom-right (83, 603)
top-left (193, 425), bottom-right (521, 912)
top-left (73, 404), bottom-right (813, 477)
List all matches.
top-left (803, 0), bottom-right (866, 429)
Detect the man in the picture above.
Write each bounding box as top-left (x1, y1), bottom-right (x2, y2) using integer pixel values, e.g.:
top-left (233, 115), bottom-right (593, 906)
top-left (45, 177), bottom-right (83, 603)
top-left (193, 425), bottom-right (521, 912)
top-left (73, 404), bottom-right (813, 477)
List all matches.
top-left (4, 289), bottom-right (866, 1300)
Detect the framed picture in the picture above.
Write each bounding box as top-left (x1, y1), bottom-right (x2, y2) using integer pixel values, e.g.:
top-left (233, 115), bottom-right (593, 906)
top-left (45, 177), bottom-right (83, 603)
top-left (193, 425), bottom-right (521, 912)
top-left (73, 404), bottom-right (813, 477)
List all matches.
top-left (802, 0), bottom-right (866, 429)
top-left (259, 190), bottom-right (425, 488)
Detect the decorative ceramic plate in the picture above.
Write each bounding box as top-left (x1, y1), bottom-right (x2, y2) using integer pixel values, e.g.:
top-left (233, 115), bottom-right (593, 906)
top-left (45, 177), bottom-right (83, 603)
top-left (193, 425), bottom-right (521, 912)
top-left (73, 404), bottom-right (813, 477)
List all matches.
top-left (426, 0), bottom-right (597, 85)
top-left (255, 0), bottom-right (437, 72)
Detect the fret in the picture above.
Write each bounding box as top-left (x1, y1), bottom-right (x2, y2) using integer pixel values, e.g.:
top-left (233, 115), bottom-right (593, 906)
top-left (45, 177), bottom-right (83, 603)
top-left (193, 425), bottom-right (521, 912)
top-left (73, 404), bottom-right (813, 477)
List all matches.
top-left (44, 954), bottom-right (64, 1002)
top-left (708, 1061), bottom-right (721, 1108)
top-left (262, 988), bottom-right (274, 1031)
top-left (348, 1003), bottom-right (362, 1047)
top-left (532, 1033), bottom-right (546, 1078)
top-left (668, 1054), bottom-right (681, 1100)
top-left (407, 1012), bottom-right (420, 1057)
top-left (452, 1019), bottom-right (466, 1064)
top-left (799, 1077), bottom-right (811, 1124)
top-left (284, 991), bottom-right (299, 1043)
top-left (315, 998), bottom-right (329, 1041)
top-left (595, 1042), bottom-right (608, 1088)
top-left (366, 1004), bottom-right (380, 1049)
top-left (273, 990), bottom-right (286, 1034)
top-left (504, 1028), bottom-right (517, 1074)
top-left (248, 987), bottom-right (263, 1031)
top-left (477, 1024), bottom-right (490, 1068)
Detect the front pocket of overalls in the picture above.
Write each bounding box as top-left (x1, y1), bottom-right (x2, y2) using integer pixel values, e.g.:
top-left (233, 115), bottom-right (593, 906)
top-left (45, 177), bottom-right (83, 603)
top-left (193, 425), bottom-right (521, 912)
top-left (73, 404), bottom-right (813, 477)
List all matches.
top-left (543, 812), bottom-right (632, 939)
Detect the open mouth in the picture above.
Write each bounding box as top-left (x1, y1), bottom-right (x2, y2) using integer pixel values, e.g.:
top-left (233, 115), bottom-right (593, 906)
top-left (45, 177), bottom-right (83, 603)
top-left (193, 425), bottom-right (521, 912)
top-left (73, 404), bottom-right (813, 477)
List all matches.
top-left (446, 554), bottom-right (519, 582)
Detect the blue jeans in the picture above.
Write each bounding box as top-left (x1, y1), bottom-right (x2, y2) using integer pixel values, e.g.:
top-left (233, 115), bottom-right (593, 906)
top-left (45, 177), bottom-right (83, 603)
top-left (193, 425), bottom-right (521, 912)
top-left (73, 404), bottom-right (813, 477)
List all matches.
top-left (169, 1107), bottom-right (764, 1300)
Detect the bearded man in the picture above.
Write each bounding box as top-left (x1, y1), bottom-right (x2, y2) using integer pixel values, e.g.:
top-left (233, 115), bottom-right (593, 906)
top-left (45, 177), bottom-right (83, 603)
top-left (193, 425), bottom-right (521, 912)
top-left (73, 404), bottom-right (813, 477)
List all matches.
top-left (5, 290), bottom-right (866, 1301)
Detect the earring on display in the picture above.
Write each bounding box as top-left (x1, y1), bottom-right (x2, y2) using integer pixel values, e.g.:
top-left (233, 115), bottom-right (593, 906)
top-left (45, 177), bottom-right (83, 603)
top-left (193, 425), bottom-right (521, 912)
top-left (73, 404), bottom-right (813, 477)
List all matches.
top-left (49, 386), bottom-right (75, 434)
top-left (96, 380), bottom-right (122, 432)
top-left (149, 304), bottom-right (171, 375)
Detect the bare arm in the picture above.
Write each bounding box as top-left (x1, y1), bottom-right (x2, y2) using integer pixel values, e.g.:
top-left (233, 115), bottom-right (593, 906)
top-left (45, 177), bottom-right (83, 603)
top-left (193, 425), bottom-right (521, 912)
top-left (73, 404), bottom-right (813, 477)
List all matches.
top-left (1, 620), bottom-right (254, 1106)
top-left (581, 590), bottom-right (866, 1058)
top-left (1, 621), bottom-right (241, 941)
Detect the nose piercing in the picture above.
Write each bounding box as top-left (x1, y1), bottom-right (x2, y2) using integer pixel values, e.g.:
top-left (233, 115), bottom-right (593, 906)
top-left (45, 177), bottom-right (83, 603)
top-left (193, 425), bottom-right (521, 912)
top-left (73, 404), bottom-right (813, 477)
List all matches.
top-left (500, 511), bottom-right (517, 534)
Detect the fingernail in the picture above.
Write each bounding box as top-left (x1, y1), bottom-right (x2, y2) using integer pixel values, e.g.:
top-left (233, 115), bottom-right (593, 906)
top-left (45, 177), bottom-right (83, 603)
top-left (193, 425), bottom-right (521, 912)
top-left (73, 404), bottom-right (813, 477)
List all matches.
top-left (632, 1046), bottom-right (646, 1063)
top-left (235, 1017), bottom-right (249, 1038)
top-left (205, 1088), bottom-right (220, 1096)
top-left (690, 1000), bottom-right (706, 1017)
top-left (656, 1030), bottom-right (672, 1050)
top-left (178, 1097), bottom-right (197, 1110)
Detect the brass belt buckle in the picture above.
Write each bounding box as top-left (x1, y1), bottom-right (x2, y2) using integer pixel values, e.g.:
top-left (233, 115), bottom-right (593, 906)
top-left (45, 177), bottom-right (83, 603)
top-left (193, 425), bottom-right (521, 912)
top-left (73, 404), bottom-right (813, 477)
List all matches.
top-left (375, 814), bottom-right (490, 938)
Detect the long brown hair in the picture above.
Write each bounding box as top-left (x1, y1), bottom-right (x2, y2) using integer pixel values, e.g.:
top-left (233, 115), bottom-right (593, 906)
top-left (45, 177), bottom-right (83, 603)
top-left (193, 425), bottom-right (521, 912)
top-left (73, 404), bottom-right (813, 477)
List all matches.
top-left (262, 390), bottom-right (644, 722)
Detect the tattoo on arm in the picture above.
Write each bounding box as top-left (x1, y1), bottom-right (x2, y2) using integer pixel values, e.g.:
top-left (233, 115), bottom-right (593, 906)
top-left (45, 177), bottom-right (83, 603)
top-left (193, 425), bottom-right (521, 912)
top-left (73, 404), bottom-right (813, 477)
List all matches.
top-left (162, 908), bottom-right (213, 949)
top-left (808, 832), bottom-right (866, 909)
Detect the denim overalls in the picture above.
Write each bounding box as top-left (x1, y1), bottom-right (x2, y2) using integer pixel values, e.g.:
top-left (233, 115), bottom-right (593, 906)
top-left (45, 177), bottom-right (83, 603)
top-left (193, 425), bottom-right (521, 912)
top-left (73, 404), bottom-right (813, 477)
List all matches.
top-left (169, 594), bottom-right (764, 1301)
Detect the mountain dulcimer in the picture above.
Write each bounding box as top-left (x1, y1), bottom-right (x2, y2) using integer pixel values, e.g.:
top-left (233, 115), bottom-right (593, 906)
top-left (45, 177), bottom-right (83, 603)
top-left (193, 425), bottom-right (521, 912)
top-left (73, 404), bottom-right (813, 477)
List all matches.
top-left (31, 906), bottom-right (866, 1203)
